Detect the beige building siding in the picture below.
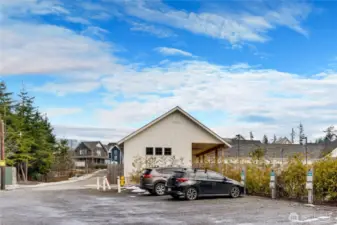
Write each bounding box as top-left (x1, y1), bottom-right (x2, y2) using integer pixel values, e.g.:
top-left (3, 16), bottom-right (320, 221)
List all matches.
top-left (123, 111), bottom-right (222, 177)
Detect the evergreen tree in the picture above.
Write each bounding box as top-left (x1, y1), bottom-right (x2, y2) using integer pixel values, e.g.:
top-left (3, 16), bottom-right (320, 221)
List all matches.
top-left (273, 134), bottom-right (277, 143)
top-left (290, 128), bottom-right (296, 144)
top-left (4, 85), bottom-right (57, 181)
top-left (298, 123), bottom-right (305, 145)
top-left (263, 135), bottom-right (269, 144)
top-left (249, 131), bottom-right (254, 140)
top-left (323, 125), bottom-right (336, 142)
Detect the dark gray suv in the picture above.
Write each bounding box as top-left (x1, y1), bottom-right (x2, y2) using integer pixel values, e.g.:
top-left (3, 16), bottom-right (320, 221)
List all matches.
top-left (140, 167), bottom-right (186, 196)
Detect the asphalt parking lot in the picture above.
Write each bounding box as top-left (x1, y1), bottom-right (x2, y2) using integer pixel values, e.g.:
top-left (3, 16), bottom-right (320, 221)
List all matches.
top-left (1, 188), bottom-right (336, 225)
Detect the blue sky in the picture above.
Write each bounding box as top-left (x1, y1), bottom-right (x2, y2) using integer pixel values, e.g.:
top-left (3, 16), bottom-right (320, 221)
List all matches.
top-left (1, 0), bottom-right (337, 142)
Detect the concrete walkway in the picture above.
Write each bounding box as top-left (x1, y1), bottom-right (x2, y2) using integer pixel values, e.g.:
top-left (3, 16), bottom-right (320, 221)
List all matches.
top-left (5, 170), bottom-right (115, 191)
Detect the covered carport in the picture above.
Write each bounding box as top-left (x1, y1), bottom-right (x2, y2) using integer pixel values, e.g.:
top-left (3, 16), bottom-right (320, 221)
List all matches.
top-left (192, 143), bottom-right (228, 167)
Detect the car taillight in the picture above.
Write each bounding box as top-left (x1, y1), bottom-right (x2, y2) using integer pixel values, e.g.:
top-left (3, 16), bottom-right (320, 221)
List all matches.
top-left (176, 178), bottom-right (188, 182)
top-left (143, 174), bottom-right (152, 178)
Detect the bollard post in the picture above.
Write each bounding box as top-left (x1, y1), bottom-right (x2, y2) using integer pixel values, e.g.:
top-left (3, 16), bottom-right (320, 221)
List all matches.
top-left (306, 168), bottom-right (314, 204)
top-left (105, 177), bottom-right (111, 190)
top-left (240, 167), bottom-right (246, 195)
top-left (103, 176), bottom-right (106, 191)
top-left (270, 170), bottom-right (276, 199)
top-left (117, 176), bottom-right (121, 193)
top-left (97, 177), bottom-right (100, 190)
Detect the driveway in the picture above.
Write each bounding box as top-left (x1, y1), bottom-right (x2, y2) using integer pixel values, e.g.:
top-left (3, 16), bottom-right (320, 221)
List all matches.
top-left (1, 173), bottom-right (336, 225)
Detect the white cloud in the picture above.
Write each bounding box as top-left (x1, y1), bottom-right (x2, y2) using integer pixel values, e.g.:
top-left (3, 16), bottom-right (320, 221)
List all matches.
top-left (65, 16), bottom-right (91, 25)
top-left (44, 107), bottom-right (83, 118)
top-left (33, 81), bottom-right (101, 96)
top-left (114, 0), bottom-right (312, 44)
top-left (129, 22), bottom-right (176, 38)
top-left (0, 20), bottom-right (122, 77)
top-left (99, 60), bottom-right (337, 142)
top-left (53, 125), bottom-right (132, 142)
top-left (1, 0), bottom-right (69, 17)
top-left (155, 47), bottom-right (194, 57)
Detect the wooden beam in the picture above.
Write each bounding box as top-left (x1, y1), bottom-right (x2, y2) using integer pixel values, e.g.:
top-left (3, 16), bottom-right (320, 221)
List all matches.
top-left (196, 144), bottom-right (225, 157)
top-left (215, 149), bottom-right (218, 165)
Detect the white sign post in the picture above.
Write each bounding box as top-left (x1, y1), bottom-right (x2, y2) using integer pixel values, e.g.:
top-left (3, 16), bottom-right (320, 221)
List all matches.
top-left (240, 167), bottom-right (246, 195)
top-left (270, 170), bottom-right (276, 199)
top-left (306, 168), bottom-right (314, 204)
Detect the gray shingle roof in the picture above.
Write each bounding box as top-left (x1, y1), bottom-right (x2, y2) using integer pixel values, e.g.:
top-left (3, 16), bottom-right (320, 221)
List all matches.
top-left (225, 142), bottom-right (325, 159)
top-left (82, 141), bottom-right (108, 152)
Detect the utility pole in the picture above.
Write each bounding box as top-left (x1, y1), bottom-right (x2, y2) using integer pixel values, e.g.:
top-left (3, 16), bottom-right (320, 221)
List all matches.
top-left (303, 136), bottom-right (308, 165)
top-left (0, 120), bottom-right (5, 190)
top-left (236, 134), bottom-right (241, 160)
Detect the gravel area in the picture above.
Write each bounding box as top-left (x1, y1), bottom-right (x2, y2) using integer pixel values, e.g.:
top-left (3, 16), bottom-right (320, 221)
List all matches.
top-left (0, 172), bottom-right (336, 225)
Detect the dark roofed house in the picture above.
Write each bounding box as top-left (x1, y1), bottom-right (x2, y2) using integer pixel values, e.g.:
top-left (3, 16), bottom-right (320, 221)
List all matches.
top-left (73, 141), bottom-right (108, 167)
top-left (106, 142), bottom-right (122, 164)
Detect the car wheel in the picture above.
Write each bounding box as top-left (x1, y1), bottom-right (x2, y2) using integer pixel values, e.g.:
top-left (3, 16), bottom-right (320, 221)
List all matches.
top-left (230, 186), bottom-right (241, 198)
top-left (154, 183), bottom-right (166, 196)
top-left (185, 187), bottom-right (198, 201)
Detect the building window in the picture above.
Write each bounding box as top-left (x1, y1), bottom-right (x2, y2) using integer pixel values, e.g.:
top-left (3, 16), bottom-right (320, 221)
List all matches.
top-left (164, 148), bottom-right (172, 155)
top-left (97, 150), bottom-right (101, 156)
top-left (155, 147), bottom-right (163, 155)
top-left (146, 147), bottom-right (153, 155)
top-left (79, 149), bottom-right (87, 155)
top-left (114, 155), bottom-right (118, 160)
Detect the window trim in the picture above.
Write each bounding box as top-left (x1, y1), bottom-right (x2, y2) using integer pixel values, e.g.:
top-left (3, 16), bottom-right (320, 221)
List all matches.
top-left (164, 147), bottom-right (172, 156)
top-left (146, 147), bottom-right (154, 155)
top-left (155, 147), bottom-right (163, 155)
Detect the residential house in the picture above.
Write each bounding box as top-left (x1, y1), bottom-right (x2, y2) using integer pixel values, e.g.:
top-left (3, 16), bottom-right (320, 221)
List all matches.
top-left (274, 137), bottom-right (292, 144)
top-left (106, 142), bottom-right (122, 164)
top-left (117, 106), bottom-right (232, 177)
top-left (72, 141), bottom-right (109, 167)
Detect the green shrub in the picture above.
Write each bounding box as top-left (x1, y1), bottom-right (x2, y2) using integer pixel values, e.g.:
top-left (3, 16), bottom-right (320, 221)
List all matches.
top-left (246, 163), bottom-right (271, 196)
top-left (278, 155), bottom-right (307, 199)
top-left (314, 157), bottom-right (337, 201)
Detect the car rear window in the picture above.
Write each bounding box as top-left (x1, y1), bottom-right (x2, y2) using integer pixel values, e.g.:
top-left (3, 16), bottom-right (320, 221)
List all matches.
top-left (143, 169), bottom-right (152, 175)
top-left (172, 171), bottom-right (187, 178)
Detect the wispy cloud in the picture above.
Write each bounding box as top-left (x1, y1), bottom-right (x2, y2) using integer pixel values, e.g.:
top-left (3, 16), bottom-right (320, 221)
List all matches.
top-left (113, 0), bottom-right (312, 44)
top-left (33, 81), bottom-right (101, 96)
top-left (129, 22), bottom-right (176, 38)
top-left (44, 107), bottom-right (83, 118)
top-left (65, 16), bottom-right (91, 25)
top-left (155, 47), bottom-right (194, 57)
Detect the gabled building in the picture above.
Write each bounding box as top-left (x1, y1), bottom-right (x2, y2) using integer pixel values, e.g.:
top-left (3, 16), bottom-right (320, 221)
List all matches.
top-left (274, 137), bottom-right (292, 144)
top-left (117, 106), bottom-right (231, 177)
top-left (72, 141), bottom-right (109, 167)
top-left (106, 142), bottom-right (122, 164)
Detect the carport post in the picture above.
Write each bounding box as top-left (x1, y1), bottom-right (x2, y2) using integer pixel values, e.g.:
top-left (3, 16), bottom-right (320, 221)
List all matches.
top-left (97, 177), bottom-right (100, 190)
top-left (306, 168), bottom-right (314, 204)
top-left (270, 170), bottom-right (276, 199)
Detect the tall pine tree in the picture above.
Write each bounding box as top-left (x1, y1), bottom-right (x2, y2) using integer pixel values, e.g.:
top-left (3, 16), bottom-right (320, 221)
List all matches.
top-left (298, 123), bottom-right (305, 145)
top-left (263, 135), bottom-right (269, 144)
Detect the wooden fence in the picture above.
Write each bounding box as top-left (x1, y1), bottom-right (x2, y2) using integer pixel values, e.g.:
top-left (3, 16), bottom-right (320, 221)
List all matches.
top-left (107, 164), bottom-right (124, 184)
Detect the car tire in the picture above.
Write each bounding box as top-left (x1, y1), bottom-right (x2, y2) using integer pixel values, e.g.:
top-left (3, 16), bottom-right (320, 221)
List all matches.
top-left (230, 186), bottom-right (241, 198)
top-left (185, 187), bottom-right (198, 201)
top-left (154, 183), bottom-right (166, 196)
